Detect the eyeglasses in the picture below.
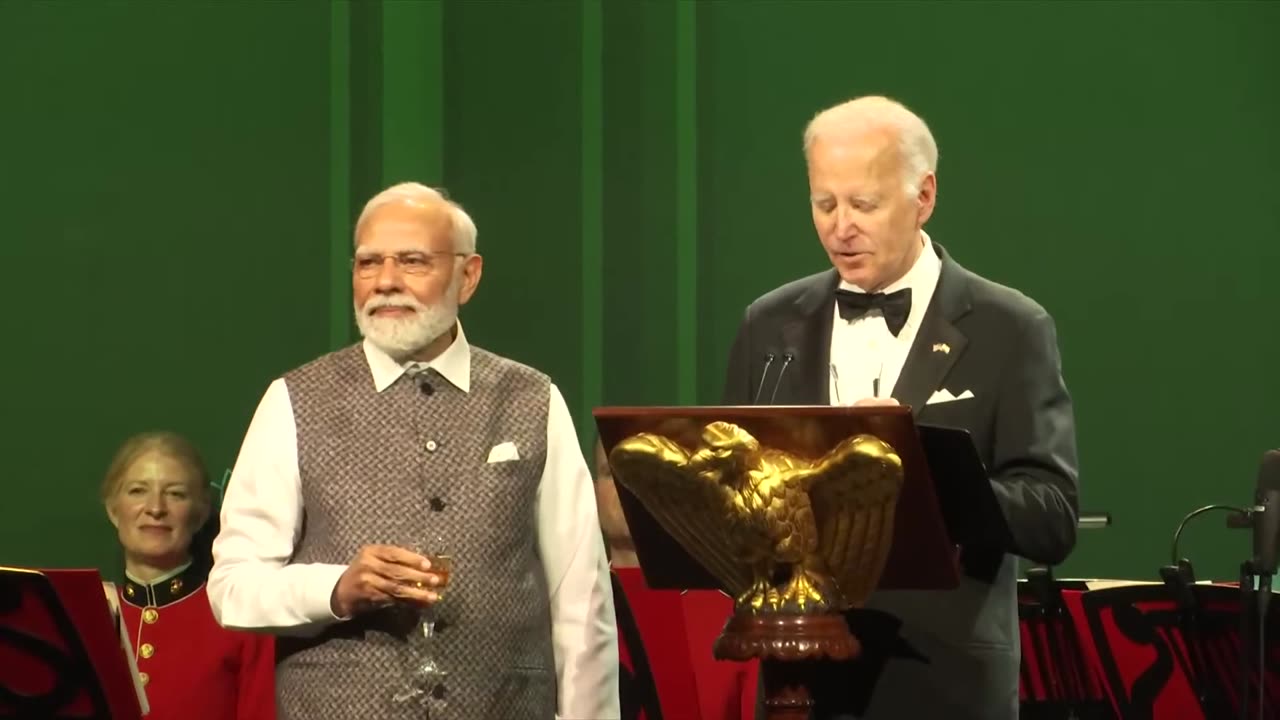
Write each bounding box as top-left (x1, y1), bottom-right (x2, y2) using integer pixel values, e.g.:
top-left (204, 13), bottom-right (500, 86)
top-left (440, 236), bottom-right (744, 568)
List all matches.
top-left (352, 251), bottom-right (468, 278)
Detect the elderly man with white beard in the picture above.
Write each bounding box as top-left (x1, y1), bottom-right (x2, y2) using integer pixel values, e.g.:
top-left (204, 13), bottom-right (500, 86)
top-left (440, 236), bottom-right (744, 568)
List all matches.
top-left (208, 182), bottom-right (619, 720)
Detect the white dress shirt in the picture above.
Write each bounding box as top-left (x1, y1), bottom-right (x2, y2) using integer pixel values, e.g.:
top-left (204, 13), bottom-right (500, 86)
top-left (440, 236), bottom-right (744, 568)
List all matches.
top-left (208, 323), bottom-right (619, 720)
top-left (829, 231), bottom-right (942, 405)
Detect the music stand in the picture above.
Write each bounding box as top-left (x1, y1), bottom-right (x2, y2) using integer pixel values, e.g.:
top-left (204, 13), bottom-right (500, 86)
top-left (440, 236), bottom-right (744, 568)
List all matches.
top-left (0, 567), bottom-right (147, 719)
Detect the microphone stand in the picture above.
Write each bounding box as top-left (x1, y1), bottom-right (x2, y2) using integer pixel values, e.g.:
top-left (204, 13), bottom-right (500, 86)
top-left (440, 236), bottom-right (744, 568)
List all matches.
top-left (1238, 560), bottom-right (1271, 720)
top-left (1259, 573), bottom-right (1272, 720)
top-left (1167, 503), bottom-right (1261, 718)
top-left (1160, 560), bottom-right (1210, 712)
top-left (1240, 561), bottom-right (1254, 720)
top-left (1219, 450), bottom-right (1280, 720)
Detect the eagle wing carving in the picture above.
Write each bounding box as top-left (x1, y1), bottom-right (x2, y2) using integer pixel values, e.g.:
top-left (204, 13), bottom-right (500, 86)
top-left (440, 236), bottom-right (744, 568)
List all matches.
top-left (607, 432), bottom-right (754, 597)
top-left (806, 434), bottom-right (905, 609)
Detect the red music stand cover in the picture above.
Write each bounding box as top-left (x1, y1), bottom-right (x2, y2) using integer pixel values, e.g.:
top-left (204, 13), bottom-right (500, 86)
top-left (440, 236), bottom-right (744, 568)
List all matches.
top-left (1072, 581), bottom-right (1280, 720)
top-left (1016, 576), bottom-right (1114, 719)
top-left (0, 567), bottom-right (146, 719)
top-left (613, 567), bottom-right (758, 719)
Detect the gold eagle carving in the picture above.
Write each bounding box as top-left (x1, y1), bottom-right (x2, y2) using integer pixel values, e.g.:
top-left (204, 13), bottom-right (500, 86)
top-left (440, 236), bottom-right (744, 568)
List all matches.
top-left (609, 421), bottom-right (904, 614)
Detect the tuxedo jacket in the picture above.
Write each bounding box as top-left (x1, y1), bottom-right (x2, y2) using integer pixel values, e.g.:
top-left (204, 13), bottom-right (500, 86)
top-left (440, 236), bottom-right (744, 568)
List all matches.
top-left (723, 243), bottom-right (1080, 720)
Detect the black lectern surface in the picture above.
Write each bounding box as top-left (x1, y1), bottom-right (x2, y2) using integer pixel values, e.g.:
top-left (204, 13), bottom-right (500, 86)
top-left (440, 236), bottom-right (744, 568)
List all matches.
top-left (917, 423), bottom-right (1014, 552)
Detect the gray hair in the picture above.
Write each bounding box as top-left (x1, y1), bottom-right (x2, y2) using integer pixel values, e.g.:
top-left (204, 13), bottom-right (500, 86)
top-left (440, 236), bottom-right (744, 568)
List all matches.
top-left (353, 182), bottom-right (478, 254)
top-left (803, 96), bottom-right (938, 197)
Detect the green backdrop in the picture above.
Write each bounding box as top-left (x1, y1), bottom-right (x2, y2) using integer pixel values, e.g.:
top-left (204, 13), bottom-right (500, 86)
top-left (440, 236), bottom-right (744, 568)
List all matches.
top-left (1, 0), bottom-right (1275, 583)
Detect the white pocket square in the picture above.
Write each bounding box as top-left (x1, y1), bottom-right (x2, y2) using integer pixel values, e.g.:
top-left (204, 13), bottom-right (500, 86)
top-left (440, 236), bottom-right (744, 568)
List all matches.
top-left (486, 441), bottom-right (520, 463)
top-left (925, 388), bottom-right (975, 405)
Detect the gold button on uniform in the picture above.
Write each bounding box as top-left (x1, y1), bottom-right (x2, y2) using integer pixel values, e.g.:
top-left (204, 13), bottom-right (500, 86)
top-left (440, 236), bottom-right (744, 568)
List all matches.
top-left (140, 643), bottom-right (154, 659)
top-left (142, 608), bottom-right (159, 624)
top-left (140, 672), bottom-right (150, 686)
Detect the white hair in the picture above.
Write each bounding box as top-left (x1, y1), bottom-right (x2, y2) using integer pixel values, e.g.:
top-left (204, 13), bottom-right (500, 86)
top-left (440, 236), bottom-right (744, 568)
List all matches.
top-left (803, 96), bottom-right (938, 197)
top-left (355, 287), bottom-right (459, 361)
top-left (353, 181), bottom-right (478, 254)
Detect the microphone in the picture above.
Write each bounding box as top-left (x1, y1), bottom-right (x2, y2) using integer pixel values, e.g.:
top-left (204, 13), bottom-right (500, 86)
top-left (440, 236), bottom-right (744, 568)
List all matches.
top-left (1077, 512), bottom-right (1112, 530)
top-left (1250, 450), bottom-right (1280, 575)
top-left (1249, 451), bottom-right (1280, 720)
top-left (751, 352), bottom-right (776, 405)
top-left (767, 321), bottom-right (804, 405)
top-left (1170, 452), bottom-right (1280, 720)
top-left (768, 352), bottom-right (795, 404)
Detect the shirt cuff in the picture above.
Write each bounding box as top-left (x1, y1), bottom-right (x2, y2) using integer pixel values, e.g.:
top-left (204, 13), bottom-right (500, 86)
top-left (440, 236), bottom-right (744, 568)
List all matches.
top-left (300, 563), bottom-right (351, 623)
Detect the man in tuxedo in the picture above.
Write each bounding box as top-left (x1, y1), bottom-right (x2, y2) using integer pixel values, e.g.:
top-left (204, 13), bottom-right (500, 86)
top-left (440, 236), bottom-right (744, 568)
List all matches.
top-left (722, 96), bottom-right (1079, 719)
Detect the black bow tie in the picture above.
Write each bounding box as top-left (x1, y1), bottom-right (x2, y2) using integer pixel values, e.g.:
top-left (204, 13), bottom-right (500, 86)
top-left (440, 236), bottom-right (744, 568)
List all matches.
top-left (835, 288), bottom-right (913, 336)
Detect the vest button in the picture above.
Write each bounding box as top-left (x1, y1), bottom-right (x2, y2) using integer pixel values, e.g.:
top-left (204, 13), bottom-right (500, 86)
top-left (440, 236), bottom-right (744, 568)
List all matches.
top-left (429, 497), bottom-right (446, 512)
top-left (425, 439), bottom-right (438, 452)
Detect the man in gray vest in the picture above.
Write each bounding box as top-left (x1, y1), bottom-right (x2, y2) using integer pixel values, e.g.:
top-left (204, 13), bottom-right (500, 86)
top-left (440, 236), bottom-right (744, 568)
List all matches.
top-left (208, 182), bottom-right (620, 720)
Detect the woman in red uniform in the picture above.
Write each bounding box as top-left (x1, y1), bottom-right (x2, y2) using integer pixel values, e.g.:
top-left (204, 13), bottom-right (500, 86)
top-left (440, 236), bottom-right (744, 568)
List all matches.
top-left (101, 431), bottom-right (274, 719)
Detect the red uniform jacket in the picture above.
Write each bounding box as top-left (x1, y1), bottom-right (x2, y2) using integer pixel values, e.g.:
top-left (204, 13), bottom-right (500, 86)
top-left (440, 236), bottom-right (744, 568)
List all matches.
top-left (118, 564), bottom-right (274, 720)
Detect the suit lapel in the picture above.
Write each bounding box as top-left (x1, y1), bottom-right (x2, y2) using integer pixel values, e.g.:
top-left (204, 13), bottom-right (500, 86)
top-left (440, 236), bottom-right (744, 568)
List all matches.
top-left (891, 246), bottom-right (973, 417)
top-left (780, 270), bottom-right (839, 405)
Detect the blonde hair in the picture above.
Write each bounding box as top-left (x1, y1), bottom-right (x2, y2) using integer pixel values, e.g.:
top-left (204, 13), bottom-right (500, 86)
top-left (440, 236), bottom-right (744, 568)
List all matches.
top-left (100, 432), bottom-right (211, 517)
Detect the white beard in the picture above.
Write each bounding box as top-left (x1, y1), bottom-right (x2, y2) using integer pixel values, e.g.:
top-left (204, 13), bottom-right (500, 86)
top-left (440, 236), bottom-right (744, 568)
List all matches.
top-left (355, 290), bottom-right (459, 361)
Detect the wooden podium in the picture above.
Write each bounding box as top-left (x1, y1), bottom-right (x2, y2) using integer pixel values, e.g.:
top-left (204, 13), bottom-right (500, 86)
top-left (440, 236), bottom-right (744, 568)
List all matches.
top-left (0, 567), bottom-right (147, 719)
top-left (596, 405), bottom-right (995, 719)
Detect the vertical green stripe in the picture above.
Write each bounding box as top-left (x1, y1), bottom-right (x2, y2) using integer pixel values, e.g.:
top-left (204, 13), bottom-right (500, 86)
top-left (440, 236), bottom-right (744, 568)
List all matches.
top-left (329, 0), bottom-right (352, 350)
top-left (581, 0), bottom-right (604, 446)
top-left (674, 1), bottom-right (698, 404)
top-left (381, 0), bottom-right (444, 185)
top-left (347, 0), bottom-right (383, 211)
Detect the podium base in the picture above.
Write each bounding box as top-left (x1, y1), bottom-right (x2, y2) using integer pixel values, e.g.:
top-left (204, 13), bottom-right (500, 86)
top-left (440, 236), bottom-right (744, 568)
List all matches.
top-left (715, 612), bottom-right (862, 720)
top-left (714, 611), bottom-right (860, 661)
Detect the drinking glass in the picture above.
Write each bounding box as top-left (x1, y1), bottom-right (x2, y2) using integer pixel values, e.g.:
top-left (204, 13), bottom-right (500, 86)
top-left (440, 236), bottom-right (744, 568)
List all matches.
top-left (392, 539), bottom-right (453, 706)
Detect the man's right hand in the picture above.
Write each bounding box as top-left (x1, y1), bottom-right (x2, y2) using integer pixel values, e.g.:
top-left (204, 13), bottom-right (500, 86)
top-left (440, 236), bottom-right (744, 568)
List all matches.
top-left (853, 397), bottom-right (901, 408)
top-left (330, 544), bottom-right (440, 618)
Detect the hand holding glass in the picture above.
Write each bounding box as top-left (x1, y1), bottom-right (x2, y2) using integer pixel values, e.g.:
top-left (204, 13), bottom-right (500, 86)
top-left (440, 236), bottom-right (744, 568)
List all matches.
top-left (393, 540), bottom-right (453, 706)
